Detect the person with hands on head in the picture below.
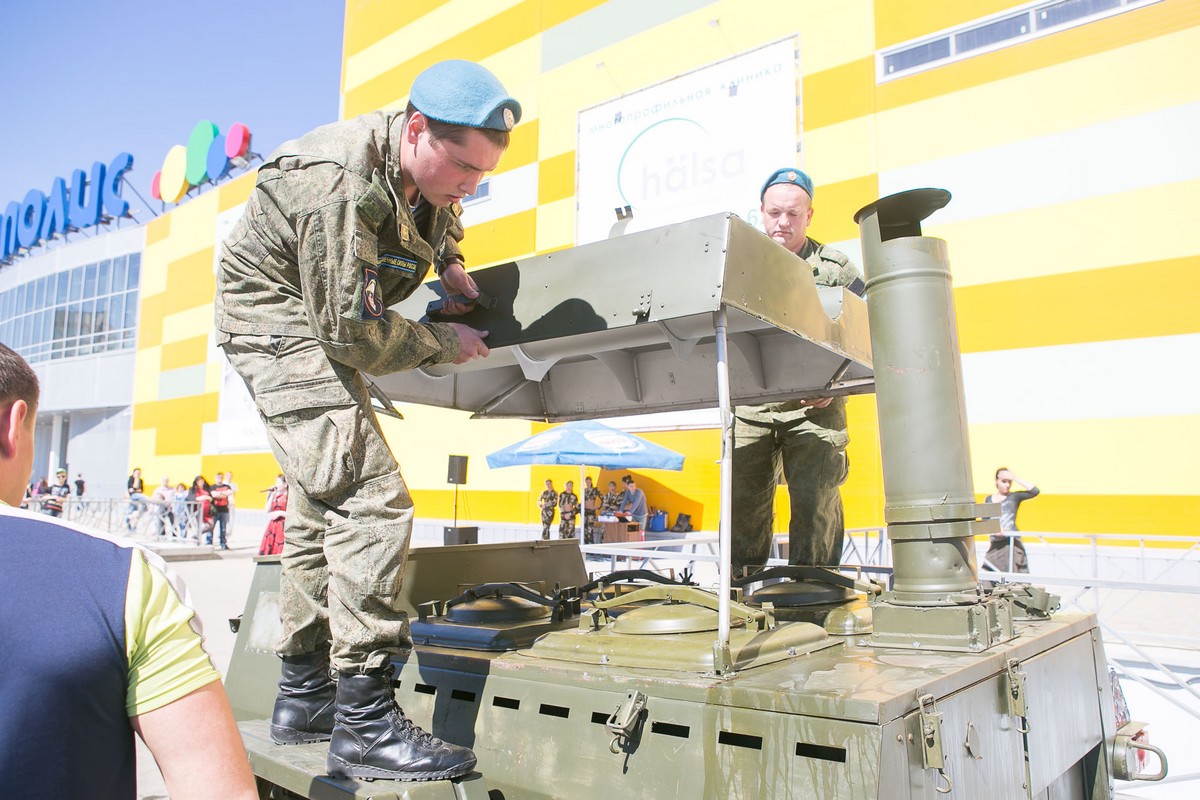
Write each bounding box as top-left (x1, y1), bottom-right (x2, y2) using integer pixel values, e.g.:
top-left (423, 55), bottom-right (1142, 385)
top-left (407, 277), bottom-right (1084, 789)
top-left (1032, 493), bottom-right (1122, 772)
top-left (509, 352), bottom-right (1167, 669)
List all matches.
top-left (730, 168), bottom-right (864, 576)
top-left (0, 343), bottom-right (257, 800)
top-left (216, 59), bottom-right (519, 782)
top-left (984, 467), bottom-right (1040, 573)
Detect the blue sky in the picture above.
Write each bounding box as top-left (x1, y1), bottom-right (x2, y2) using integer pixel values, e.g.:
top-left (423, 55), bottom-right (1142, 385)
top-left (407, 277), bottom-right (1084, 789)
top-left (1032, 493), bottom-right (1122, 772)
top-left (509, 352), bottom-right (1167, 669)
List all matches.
top-left (0, 1), bottom-right (345, 225)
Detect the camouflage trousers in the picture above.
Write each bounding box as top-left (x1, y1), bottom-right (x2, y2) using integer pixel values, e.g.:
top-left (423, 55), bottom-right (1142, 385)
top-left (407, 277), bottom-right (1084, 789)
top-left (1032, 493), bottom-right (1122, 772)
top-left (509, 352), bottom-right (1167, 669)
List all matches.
top-left (540, 508), bottom-right (555, 539)
top-left (584, 511), bottom-right (598, 544)
top-left (730, 417), bottom-right (849, 575)
top-left (221, 333), bottom-right (414, 672)
top-left (559, 513), bottom-right (577, 539)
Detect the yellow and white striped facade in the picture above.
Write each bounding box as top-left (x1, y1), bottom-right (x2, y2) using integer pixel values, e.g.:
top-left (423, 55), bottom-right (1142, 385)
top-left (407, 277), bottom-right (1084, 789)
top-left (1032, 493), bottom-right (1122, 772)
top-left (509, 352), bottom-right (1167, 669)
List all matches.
top-left (129, 0), bottom-right (1198, 538)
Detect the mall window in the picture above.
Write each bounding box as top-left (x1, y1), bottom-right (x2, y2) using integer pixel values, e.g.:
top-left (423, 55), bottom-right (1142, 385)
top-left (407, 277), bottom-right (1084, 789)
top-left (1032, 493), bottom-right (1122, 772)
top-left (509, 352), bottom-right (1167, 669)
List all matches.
top-left (879, 0), bottom-right (1159, 81)
top-left (0, 252), bottom-right (141, 364)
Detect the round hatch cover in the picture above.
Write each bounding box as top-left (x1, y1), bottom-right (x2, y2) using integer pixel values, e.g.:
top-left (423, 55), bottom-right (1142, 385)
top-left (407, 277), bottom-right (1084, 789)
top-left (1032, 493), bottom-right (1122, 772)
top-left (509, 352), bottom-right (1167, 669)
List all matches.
top-left (610, 602), bottom-right (747, 635)
top-left (445, 595), bottom-right (551, 624)
top-left (747, 579), bottom-right (856, 608)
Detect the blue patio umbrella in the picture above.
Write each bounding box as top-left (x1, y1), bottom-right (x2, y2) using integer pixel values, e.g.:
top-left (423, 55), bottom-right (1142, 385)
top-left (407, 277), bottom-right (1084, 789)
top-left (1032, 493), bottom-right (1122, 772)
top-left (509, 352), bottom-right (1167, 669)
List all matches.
top-left (486, 420), bottom-right (684, 471)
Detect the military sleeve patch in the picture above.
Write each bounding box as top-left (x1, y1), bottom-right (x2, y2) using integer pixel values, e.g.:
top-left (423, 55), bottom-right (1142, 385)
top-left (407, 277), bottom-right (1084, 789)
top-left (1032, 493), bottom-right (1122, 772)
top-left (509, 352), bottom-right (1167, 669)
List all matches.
top-left (378, 253), bottom-right (417, 275)
top-left (362, 266), bottom-right (384, 319)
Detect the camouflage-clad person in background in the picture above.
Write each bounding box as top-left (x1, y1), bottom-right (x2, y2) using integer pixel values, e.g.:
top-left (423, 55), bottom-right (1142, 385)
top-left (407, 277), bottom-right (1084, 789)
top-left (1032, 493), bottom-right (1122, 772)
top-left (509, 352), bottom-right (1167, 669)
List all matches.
top-left (538, 479), bottom-right (557, 540)
top-left (583, 476), bottom-right (601, 544)
top-left (558, 480), bottom-right (579, 539)
top-left (602, 480), bottom-right (622, 515)
top-left (730, 168), bottom-right (865, 576)
top-left (216, 60), bottom-right (519, 782)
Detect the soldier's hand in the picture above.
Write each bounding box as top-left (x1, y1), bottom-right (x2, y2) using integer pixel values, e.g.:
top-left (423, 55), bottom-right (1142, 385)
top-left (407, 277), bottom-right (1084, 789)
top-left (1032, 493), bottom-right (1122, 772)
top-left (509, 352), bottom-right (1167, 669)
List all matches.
top-left (801, 396), bottom-right (834, 409)
top-left (439, 262), bottom-right (479, 315)
top-left (450, 324), bottom-right (490, 364)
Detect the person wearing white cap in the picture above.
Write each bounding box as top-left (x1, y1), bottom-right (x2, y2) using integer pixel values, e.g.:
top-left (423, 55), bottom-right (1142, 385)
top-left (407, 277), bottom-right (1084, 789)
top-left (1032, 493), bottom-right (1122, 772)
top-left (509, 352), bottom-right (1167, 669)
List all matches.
top-left (217, 59), bottom-right (522, 781)
top-left (730, 168), bottom-right (865, 576)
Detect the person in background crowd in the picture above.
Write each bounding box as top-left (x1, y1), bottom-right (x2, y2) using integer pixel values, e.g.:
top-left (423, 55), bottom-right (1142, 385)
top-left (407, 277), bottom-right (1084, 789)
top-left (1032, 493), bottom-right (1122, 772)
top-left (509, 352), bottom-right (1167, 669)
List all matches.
top-left (617, 475), bottom-right (648, 531)
top-left (730, 167), bottom-right (864, 576)
top-left (602, 480), bottom-right (622, 515)
top-left (538, 479), bottom-right (558, 540)
top-left (583, 476), bottom-right (601, 544)
top-left (260, 475), bottom-right (289, 556)
top-left (558, 480), bottom-right (579, 539)
top-left (74, 472), bottom-right (86, 497)
top-left (151, 477), bottom-right (175, 537)
top-left (187, 476), bottom-right (214, 544)
top-left (0, 342), bottom-right (258, 799)
top-left (210, 472), bottom-right (233, 550)
top-left (984, 467), bottom-right (1040, 574)
top-left (42, 468), bottom-right (71, 517)
top-left (172, 482), bottom-right (189, 539)
top-left (125, 467), bottom-right (147, 530)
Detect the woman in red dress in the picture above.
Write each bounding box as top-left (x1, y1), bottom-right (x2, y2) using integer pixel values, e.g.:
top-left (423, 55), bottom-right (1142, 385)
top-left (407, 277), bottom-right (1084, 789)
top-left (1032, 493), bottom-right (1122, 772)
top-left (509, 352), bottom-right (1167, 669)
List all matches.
top-left (259, 475), bottom-right (288, 556)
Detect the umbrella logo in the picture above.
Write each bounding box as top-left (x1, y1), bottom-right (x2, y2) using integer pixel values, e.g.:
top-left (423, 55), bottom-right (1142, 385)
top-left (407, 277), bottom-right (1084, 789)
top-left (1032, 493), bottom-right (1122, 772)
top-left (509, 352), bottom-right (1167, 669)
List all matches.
top-left (584, 431), bottom-right (644, 452)
top-left (516, 430), bottom-right (565, 452)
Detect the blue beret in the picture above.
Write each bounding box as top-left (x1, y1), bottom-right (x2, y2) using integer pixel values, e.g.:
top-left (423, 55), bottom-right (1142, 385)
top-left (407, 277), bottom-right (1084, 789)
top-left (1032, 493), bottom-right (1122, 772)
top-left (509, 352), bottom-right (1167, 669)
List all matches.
top-left (761, 167), bottom-right (814, 200)
top-left (410, 60), bottom-right (522, 132)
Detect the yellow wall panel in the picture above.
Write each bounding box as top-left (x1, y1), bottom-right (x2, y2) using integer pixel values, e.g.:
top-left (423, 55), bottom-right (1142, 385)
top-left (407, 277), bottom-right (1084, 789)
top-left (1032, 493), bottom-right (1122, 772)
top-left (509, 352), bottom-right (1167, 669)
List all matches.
top-left (535, 197), bottom-right (575, 253)
top-left (537, 150), bottom-right (575, 205)
top-left (344, 0), bottom-right (525, 91)
top-left (157, 192), bottom-right (221, 259)
top-left (803, 56), bottom-right (876, 130)
top-left (1003, 493), bottom-right (1199, 539)
top-left (140, 250), bottom-right (170, 297)
top-left (132, 347), bottom-right (163, 403)
top-left (163, 249), bottom-right (216, 317)
top-left (498, 119), bottom-right (539, 175)
top-left (127, 429), bottom-right (157, 474)
top-left (161, 305), bottom-right (220, 345)
top-left (144, 215), bottom-right (171, 247)
top-left (879, 2), bottom-right (1198, 114)
top-left (802, 116), bottom-right (877, 186)
top-left (160, 335), bottom-right (209, 372)
top-left (343, 0), bottom-right (444, 62)
top-left (137, 295), bottom-right (164, 349)
top-left (957, 257), bottom-right (1200, 353)
top-left (876, 21), bottom-right (1200, 170)
top-left (459, 208), bottom-right (537, 266)
top-left (344, 0), bottom-right (544, 118)
top-left (930, 179), bottom-right (1200, 287)
top-left (218, 171), bottom-right (257, 212)
top-left (808, 173), bottom-right (878, 244)
top-left (969, 415), bottom-right (1200, 497)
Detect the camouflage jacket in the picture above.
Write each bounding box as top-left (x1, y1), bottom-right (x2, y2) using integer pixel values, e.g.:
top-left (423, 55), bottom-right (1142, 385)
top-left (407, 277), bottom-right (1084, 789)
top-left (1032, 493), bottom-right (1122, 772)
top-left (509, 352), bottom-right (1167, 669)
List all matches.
top-left (558, 491), bottom-right (579, 515)
top-left (215, 111), bottom-right (464, 374)
top-left (584, 486), bottom-right (601, 511)
top-left (539, 489), bottom-right (558, 511)
top-left (601, 490), bottom-right (622, 514)
top-left (733, 238), bottom-right (862, 444)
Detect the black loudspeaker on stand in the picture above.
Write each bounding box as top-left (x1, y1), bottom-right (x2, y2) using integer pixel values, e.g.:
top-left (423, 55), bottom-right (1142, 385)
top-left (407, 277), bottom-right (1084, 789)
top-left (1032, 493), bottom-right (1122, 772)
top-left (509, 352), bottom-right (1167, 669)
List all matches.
top-left (444, 455), bottom-right (477, 545)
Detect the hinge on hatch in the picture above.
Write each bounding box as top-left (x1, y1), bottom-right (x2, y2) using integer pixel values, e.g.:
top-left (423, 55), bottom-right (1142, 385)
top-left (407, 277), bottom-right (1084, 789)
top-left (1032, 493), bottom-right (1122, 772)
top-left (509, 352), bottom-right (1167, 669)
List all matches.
top-left (1005, 658), bottom-right (1030, 733)
top-left (917, 693), bottom-right (953, 795)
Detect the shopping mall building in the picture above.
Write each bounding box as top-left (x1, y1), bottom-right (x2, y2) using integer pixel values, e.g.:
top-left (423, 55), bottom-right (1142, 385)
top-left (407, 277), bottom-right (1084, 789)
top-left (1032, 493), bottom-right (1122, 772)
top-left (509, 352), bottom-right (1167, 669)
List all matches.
top-left (2, 0), bottom-right (1195, 537)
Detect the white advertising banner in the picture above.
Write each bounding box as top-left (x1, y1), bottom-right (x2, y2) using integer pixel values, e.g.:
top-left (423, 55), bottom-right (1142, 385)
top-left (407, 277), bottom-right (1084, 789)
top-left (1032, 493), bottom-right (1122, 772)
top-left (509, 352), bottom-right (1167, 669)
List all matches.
top-left (576, 38), bottom-right (801, 245)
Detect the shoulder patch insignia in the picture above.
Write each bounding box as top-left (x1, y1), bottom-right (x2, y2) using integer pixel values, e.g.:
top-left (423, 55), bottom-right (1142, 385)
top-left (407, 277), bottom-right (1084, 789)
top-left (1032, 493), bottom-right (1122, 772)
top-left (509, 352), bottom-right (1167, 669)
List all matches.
top-left (362, 266), bottom-right (384, 320)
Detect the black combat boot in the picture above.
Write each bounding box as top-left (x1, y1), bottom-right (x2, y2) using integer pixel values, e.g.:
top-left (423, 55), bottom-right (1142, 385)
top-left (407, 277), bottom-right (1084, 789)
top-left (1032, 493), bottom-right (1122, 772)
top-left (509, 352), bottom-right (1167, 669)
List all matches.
top-left (326, 662), bottom-right (477, 782)
top-left (270, 652), bottom-right (337, 744)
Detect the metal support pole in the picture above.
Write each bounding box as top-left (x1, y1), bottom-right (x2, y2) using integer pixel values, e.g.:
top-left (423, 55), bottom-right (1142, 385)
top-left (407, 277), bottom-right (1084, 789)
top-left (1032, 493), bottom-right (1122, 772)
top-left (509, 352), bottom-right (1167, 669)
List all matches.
top-left (714, 306), bottom-right (733, 670)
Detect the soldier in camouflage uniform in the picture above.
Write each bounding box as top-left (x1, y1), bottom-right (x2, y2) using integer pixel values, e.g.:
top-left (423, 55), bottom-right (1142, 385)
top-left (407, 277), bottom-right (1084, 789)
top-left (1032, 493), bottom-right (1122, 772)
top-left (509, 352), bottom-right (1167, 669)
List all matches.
top-left (216, 60), bottom-right (520, 782)
top-left (558, 480), bottom-right (579, 539)
top-left (730, 168), bottom-right (865, 576)
top-left (602, 480), bottom-right (622, 515)
top-left (583, 476), bottom-right (602, 544)
top-left (538, 479), bottom-right (557, 539)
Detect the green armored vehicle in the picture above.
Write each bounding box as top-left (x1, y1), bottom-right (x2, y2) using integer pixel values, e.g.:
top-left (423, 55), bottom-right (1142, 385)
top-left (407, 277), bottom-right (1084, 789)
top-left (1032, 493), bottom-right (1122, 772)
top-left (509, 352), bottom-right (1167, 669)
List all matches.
top-left (226, 191), bottom-right (1164, 798)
